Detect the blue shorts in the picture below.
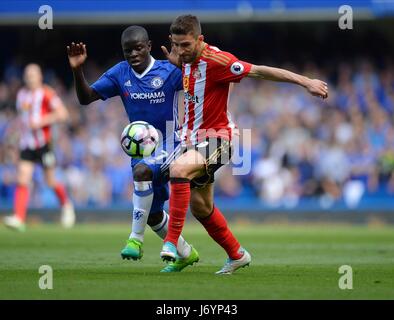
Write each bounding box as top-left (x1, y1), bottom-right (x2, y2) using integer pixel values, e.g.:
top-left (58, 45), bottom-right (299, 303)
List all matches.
top-left (130, 141), bottom-right (179, 215)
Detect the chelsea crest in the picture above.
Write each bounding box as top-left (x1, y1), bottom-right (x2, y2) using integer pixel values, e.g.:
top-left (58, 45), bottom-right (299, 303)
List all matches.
top-left (151, 76), bottom-right (164, 89)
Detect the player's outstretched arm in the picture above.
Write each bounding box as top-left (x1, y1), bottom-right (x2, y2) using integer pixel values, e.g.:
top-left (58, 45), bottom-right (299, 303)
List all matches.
top-left (67, 42), bottom-right (101, 105)
top-left (248, 65), bottom-right (328, 99)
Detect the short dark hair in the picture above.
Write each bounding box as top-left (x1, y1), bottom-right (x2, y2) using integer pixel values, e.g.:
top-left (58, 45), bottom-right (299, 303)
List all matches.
top-left (121, 25), bottom-right (149, 43)
top-left (169, 15), bottom-right (201, 38)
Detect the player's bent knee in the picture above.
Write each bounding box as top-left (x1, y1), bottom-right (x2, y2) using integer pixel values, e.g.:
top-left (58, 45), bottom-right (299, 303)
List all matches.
top-left (16, 179), bottom-right (30, 187)
top-left (133, 163), bottom-right (153, 181)
top-left (17, 174), bottom-right (31, 186)
top-left (46, 180), bottom-right (56, 188)
top-left (17, 170), bottom-right (33, 186)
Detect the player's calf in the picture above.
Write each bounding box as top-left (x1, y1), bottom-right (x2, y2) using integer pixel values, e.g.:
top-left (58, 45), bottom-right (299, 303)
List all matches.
top-left (151, 210), bottom-right (194, 260)
top-left (121, 164), bottom-right (154, 261)
top-left (129, 163), bottom-right (154, 243)
top-left (197, 206), bottom-right (243, 261)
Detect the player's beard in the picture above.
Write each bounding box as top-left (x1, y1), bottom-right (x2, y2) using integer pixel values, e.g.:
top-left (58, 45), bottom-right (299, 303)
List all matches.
top-left (181, 43), bottom-right (200, 64)
top-left (181, 51), bottom-right (197, 64)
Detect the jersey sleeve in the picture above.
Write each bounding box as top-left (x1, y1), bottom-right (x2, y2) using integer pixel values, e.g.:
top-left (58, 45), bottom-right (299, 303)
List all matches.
top-left (210, 51), bottom-right (252, 83)
top-left (45, 87), bottom-right (62, 110)
top-left (169, 66), bottom-right (183, 91)
top-left (90, 63), bottom-right (121, 100)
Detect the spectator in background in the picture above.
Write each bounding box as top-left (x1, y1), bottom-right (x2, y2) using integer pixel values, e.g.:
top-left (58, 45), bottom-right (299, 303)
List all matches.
top-left (1, 57), bottom-right (394, 210)
top-left (82, 155), bottom-right (112, 207)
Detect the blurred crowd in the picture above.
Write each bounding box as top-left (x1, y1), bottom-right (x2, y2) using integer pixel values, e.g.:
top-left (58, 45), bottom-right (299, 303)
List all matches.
top-left (1, 58), bottom-right (394, 208)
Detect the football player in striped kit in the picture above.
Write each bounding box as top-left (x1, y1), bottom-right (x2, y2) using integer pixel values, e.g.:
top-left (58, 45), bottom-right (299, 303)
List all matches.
top-left (160, 15), bottom-right (328, 274)
top-left (4, 64), bottom-right (75, 231)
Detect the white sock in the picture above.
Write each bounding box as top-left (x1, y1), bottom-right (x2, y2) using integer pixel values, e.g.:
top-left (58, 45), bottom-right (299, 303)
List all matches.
top-left (129, 181), bottom-right (153, 242)
top-left (151, 210), bottom-right (192, 258)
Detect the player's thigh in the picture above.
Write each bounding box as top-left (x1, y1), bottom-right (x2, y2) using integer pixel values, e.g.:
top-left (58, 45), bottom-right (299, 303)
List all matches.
top-left (42, 147), bottom-right (58, 187)
top-left (17, 160), bottom-right (35, 186)
top-left (43, 167), bottom-right (57, 188)
top-left (190, 183), bottom-right (214, 219)
top-left (170, 149), bottom-right (206, 180)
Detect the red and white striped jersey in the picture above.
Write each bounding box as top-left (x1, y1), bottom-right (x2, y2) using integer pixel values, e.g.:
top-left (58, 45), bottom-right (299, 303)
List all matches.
top-left (16, 85), bottom-right (62, 150)
top-left (180, 43), bottom-right (252, 145)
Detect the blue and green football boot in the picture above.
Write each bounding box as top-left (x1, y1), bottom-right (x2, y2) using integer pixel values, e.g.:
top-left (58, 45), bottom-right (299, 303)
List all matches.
top-left (121, 238), bottom-right (143, 260)
top-left (160, 246), bottom-right (199, 272)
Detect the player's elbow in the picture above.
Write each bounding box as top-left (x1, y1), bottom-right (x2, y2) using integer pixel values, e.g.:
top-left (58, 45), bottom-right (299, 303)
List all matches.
top-left (53, 106), bottom-right (69, 123)
top-left (61, 110), bottom-right (70, 122)
top-left (78, 96), bottom-right (91, 105)
top-left (78, 96), bottom-right (94, 106)
top-left (78, 91), bottom-right (100, 105)
top-left (57, 113), bottom-right (68, 123)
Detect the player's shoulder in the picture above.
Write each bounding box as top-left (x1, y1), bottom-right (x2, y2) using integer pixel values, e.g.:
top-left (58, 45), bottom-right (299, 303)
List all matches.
top-left (42, 85), bottom-right (57, 98)
top-left (16, 88), bottom-right (26, 104)
top-left (155, 59), bottom-right (180, 73)
top-left (201, 44), bottom-right (235, 66)
top-left (108, 60), bottom-right (129, 73)
top-left (16, 87), bottom-right (27, 97)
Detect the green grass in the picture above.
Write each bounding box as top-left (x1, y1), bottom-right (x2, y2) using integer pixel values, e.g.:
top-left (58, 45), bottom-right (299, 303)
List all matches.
top-left (0, 222), bottom-right (393, 299)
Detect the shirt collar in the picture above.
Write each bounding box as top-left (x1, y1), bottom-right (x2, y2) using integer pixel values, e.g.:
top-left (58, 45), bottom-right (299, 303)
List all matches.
top-left (131, 56), bottom-right (156, 79)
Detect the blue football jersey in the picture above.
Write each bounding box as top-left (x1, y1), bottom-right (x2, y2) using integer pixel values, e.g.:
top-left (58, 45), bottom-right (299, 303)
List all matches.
top-left (91, 57), bottom-right (182, 143)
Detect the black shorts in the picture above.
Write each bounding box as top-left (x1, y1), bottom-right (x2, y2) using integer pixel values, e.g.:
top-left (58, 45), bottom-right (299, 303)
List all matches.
top-left (161, 138), bottom-right (232, 189)
top-left (20, 144), bottom-right (56, 168)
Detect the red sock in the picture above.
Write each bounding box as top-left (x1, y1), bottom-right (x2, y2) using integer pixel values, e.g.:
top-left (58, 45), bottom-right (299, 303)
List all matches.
top-left (198, 206), bottom-right (242, 260)
top-left (164, 178), bottom-right (191, 246)
top-left (53, 183), bottom-right (68, 206)
top-left (14, 185), bottom-right (29, 222)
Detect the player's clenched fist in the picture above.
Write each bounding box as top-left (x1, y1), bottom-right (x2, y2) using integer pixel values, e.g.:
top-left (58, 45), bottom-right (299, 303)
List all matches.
top-left (67, 42), bottom-right (88, 69)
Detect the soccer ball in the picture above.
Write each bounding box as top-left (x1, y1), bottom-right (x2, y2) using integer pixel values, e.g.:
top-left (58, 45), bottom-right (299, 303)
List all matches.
top-left (120, 121), bottom-right (159, 158)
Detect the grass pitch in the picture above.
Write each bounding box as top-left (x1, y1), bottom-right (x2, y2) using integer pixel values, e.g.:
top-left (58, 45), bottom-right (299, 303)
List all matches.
top-left (0, 222), bottom-right (393, 299)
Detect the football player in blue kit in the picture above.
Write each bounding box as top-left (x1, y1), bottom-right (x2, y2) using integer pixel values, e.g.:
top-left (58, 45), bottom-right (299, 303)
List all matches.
top-left (67, 26), bottom-right (199, 272)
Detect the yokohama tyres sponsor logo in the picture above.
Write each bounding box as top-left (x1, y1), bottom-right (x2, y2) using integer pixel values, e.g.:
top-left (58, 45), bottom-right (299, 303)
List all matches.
top-left (130, 91), bottom-right (165, 100)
